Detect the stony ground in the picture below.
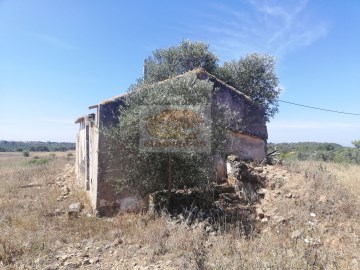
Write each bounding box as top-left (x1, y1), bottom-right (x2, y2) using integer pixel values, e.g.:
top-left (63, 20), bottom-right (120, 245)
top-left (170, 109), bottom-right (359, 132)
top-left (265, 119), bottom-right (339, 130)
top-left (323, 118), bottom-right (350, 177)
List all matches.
top-left (1, 153), bottom-right (360, 269)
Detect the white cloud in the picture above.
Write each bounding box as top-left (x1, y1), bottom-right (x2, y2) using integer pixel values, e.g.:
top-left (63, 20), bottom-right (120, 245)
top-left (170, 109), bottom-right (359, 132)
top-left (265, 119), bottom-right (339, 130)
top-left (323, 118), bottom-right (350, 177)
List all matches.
top-left (191, 0), bottom-right (328, 60)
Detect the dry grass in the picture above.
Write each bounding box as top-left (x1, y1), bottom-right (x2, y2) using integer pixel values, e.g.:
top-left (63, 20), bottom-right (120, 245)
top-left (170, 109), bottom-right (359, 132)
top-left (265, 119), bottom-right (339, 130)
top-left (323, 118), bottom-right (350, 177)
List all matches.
top-left (0, 153), bottom-right (359, 269)
top-left (0, 152), bottom-right (113, 264)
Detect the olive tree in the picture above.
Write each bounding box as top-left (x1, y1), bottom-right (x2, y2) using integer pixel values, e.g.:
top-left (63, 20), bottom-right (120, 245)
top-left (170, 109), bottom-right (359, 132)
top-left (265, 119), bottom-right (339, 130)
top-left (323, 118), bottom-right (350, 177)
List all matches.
top-left (105, 74), bottom-right (213, 202)
top-left (215, 53), bottom-right (281, 121)
top-left (144, 40), bottom-right (218, 83)
top-left (144, 41), bottom-right (281, 121)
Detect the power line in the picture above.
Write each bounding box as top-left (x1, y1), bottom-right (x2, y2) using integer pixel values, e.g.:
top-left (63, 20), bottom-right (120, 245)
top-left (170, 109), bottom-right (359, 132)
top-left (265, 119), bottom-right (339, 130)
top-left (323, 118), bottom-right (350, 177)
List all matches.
top-left (278, 100), bottom-right (360, 116)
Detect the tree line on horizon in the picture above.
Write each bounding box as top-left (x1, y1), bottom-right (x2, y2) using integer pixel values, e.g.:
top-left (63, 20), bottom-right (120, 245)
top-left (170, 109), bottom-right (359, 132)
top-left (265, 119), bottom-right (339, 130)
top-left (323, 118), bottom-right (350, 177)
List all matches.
top-left (268, 142), bottom-right (360, 164)
top-left (0, 140), bottom-right (75, 152)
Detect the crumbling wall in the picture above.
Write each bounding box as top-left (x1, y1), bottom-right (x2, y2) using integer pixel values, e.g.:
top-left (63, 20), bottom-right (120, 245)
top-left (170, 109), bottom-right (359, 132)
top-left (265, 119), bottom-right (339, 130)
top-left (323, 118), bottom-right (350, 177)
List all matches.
top-left (88, 114), bottom-right (99, 208)
top-left (75, 118), bottom-right (87, 188)
top-left (209, 75), bottom-right (267, 181)
top-left (75, 114), bottom-right (99, 209)
top-left (96, 98), bottom-right (140, 215)
top-left (210, 76), bottom-right (267, 141)
top-left (226, 155), bottom-right (265, 204)
top-left (227, 131), bottom-right (266, 161)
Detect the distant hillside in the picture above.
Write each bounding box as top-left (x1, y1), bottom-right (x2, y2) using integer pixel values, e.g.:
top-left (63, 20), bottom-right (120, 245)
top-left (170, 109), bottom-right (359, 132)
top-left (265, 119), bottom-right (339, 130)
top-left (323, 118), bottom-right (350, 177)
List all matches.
top-left (268, 142), bottom-right (360, 164)
top-left (0, 141), bottom-right (75, 152)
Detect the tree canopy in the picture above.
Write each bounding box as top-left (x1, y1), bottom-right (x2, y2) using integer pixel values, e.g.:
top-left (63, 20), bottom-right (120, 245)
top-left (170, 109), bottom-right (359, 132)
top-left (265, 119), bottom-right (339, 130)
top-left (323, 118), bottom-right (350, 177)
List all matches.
top-left (144, 40), bottom-right (218, 83)
top-left (144, 41), bottom-right (281, 121)
top-left (215, 53), bottom-right (281, 120)
top-left (352, 139), bottom-right (360, 149)
top-left (105, 73), bottom-right (217, 198)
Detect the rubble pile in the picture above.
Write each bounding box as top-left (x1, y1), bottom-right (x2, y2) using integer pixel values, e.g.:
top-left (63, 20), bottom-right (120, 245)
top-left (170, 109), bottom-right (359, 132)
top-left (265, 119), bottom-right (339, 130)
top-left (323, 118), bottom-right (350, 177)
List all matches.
top-left (149, 154), bottom-right (292, 233)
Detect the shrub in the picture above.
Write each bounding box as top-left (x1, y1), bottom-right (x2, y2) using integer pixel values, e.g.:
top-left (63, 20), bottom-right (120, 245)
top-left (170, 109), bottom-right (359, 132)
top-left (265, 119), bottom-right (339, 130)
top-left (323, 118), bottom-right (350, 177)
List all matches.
top-left (28, 158), bottom-right (49, 165)
top-left (23, 151), bottom-right (29, 157)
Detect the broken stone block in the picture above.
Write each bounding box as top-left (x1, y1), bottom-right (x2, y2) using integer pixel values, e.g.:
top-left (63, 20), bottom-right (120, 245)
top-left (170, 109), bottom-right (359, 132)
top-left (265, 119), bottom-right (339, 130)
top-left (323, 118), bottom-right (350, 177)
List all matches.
top-left (255, 208), bottom-right (265, 219)
top-left (261, 217), bottom-right (269, 223)
top-left (209, 231), bottom-right (217, 236)
top-left (89, 257), bottom-right (100, 264)
top-left (205, 225), bottom-right (214, 233)
top-left (256, 188), bottom-right (267, 195)
top-left (61, 186), bottom-right (70, 196)
top-left (82, 259), bottom-right (91, 266)
top-left (253, 167), bottom-right (263, 173)
top-left (68, 203), bottom-right (83, 218)
top-left (227, 155), bottom-right (239, 162)
top-left (304, 237), bottom-right (321, 246)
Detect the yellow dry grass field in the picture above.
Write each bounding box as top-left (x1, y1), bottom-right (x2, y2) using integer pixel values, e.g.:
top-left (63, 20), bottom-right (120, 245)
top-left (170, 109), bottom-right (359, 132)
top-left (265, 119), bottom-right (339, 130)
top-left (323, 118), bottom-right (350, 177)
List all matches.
top-left (0, 152), bottom-right (360, 269)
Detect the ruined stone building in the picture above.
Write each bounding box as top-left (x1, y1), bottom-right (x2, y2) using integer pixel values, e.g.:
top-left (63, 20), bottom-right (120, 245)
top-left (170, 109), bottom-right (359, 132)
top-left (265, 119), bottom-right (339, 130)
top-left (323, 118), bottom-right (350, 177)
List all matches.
top-left (75, 69), bottom-right (268, 215)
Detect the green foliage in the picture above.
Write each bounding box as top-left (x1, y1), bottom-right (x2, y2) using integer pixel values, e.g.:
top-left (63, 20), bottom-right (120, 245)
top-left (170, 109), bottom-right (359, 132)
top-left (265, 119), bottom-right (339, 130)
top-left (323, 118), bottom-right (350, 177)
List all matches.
top-left (215, 53), bottom-right (281, 120)
top-left (105, 73), bottom-right (233, 197)
top-left (144, 41), bottom-right (281, 121)
top-left (145, 40), bottom-right (218, 83)
top-left (269, 142), bottom-right (360, 164)
top-left (351, 139), bottom-right (360, 149)
top-left (268, 142), bottom-right (343, 154)
top-left (30, 146), bottom-right (49, 152)
top-left (0, 141), bottom-right (75, 152)
top-left (23, 151), bottom-right (29, 157)
top-left (66, 152), bottom-right (74, 160)
top-left (27, 157), bottom-right (49, 165)
top-left (36, 146), bottom-right (49, 152)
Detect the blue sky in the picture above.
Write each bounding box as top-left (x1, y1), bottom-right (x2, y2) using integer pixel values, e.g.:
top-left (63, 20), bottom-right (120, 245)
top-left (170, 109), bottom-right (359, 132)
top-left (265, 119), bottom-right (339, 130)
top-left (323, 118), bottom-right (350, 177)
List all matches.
top-left (1, 0), bottom-right (360, 145)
